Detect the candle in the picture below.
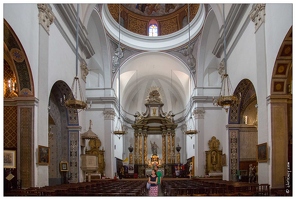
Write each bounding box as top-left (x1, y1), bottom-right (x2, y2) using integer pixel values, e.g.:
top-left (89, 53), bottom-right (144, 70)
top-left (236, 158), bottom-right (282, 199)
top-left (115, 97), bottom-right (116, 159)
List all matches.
top-left (244, 116), bottom-right (248, 124)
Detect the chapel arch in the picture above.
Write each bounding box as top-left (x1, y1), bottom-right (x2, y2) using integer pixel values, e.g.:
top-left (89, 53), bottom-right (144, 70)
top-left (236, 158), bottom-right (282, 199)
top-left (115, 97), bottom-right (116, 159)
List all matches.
top-left (269, 27), bottom-right (292, 188)
top-left (48, 81), bottom-right (80, 184)
top-left (3, 19), bottom-right (35, 189)
top-left (228, 79), bottom-right (258, 181)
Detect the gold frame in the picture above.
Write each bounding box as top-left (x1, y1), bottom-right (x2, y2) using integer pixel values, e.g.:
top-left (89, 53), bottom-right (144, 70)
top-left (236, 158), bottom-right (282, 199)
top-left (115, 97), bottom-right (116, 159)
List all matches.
top-left (257, 142), bottom-right (268, 162)
top-left (38, 145), bottom-right (50, 165)
top-left (4, 150), bottom-right (16, 168)
top-left (60, 161), bottom-right (69, 172)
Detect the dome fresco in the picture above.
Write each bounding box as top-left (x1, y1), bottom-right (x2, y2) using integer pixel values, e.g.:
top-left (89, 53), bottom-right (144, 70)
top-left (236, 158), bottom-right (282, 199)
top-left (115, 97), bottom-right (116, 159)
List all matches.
top-left (122, 4), bottom-right (185, 17)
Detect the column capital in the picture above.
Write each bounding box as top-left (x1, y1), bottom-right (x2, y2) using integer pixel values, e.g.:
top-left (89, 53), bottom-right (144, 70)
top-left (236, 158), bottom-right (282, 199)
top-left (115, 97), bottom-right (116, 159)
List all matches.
top-left (103, 108), bottom-right (115, 120)
top-left (37, 4), bottom-right (55, 34)
top-left (193, 108), bottom-right (205, 119)
top-left (249, 4), bottom-right (266, 32)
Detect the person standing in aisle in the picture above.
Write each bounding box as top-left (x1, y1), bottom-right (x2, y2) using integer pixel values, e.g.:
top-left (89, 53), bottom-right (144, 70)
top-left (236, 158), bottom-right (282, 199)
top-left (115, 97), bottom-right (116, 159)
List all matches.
top-left (148, 169), bottom-right (158, 196)
top-left (154, 165), bottom-right (162, 195)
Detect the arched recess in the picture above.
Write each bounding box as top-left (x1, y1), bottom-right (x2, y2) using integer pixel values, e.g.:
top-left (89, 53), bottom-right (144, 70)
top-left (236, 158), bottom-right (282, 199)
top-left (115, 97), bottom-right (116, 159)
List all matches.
top-left (268, 27), bottom-right (292, 189)
top-left (4, 20), bottom-right (35, 190)
top-left (48, 81), bottom-right (80, 184)
top-left (227, 79), bottom-right (258, 181)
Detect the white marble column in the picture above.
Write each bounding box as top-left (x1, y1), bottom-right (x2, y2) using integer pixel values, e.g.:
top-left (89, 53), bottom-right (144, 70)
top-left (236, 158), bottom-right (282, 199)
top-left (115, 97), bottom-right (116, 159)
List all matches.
top-left (194, 108), bottom-right (205, 177)
top-left (103, 108), bottom-right (115, 178)
top-left (36, 3), bottom-right (55, 187)
top-left (250, 4), bottom-right (270, 184)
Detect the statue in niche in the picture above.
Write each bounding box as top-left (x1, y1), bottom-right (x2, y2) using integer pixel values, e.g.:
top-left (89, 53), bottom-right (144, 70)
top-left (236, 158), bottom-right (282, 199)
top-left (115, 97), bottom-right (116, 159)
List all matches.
top-left (150, 141), bottom-right (159, 155)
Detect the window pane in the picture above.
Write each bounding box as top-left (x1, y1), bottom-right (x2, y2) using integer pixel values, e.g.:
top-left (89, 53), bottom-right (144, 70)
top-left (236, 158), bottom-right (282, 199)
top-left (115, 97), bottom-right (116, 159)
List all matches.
top-left (149, 24), bottom-right (158, 36)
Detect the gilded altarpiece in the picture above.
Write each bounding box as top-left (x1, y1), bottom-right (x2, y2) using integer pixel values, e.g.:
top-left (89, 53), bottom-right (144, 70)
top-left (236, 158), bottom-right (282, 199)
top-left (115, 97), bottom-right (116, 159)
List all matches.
top-left (132, 88), bottom-right (177, 177)
top-left (205, 136), bottom-right (222, 175)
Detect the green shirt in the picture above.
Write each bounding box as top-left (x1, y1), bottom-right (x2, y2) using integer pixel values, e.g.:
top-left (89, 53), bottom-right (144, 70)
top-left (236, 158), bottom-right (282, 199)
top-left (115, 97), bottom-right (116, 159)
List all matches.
top-left (156, 171), bottom-right (162, 184)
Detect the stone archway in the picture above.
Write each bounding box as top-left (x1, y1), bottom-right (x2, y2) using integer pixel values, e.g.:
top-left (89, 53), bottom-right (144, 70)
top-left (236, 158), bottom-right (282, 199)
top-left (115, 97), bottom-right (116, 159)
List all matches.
top-left (4, 19), bottom-right (35, 189)
top-left (268, 27), bottom-right (292, 189)
top-left (228, 79), bottom-right (258, 181)
top-left (49, 81), bottom-right (80, 184)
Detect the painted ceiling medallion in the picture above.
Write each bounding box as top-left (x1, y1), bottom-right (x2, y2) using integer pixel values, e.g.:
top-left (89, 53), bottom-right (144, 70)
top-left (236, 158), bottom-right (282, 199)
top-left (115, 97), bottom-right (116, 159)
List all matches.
top-left (10, 48), bottom-right (24, 63)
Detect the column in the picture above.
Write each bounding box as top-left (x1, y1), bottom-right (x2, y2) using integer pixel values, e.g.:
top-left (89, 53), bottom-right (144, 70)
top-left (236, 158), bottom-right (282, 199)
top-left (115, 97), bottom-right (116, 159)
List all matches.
top-left (103, 108), bottom-right (115, 178)
top-left (167, 132), bottom-right (171, 164)
top-left (171, 129), bottom-right (176, 164)
top-left (162, 130), bottom-right (166, 164)
top-left (143, 131), bottom-right (148, 165)
top-left (250, 4), bottom-right (269, 184)
top-left (134, 130), bottom-right (138, 164)
top-left (139, 132), bottom-right (143, 164)
top-left (194, 108), bottom-right (205, 177)
top-left (36, 4), bottom-right (55, 187)
top-left (268, 95), bottom-right (291, 188)
top-left (67, 125), bottom-right (81, 183)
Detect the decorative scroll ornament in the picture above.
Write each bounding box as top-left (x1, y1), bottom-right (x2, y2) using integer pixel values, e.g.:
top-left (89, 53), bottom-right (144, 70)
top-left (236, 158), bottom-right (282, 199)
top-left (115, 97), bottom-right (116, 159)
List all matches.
top-left (145, 88), bottom-right (162, 104)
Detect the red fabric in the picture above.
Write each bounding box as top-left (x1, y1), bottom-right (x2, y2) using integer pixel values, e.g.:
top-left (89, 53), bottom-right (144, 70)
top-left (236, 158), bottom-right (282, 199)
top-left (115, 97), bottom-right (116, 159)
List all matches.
top-left (149, 185), bottom-right (158, 196)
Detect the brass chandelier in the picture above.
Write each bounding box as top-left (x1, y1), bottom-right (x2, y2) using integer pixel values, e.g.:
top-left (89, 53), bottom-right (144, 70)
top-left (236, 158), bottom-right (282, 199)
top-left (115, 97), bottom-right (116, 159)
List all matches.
top-left (113, 4), bottom-right (125, 139)
top-left (65, 5), bottom-right (87, 111)
top-left (213, 4), bottom-right (238, 112)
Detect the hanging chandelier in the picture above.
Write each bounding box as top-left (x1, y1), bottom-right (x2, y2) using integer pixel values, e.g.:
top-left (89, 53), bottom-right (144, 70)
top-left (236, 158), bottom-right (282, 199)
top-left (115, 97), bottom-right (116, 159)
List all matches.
top-left (113, 4), bottom-right (125, 139)
top-left (213, 4), bottom-right (238, 112)
top-left (184, 116), bottom-right (199, 139)
top-left (213, 74), bottom-right (238, 112)
top-left (64, 5), bottom-right (87, 111)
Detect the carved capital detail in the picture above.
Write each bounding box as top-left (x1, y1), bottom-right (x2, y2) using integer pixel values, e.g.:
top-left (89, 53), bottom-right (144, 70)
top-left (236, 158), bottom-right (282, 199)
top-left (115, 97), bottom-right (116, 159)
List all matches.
top-left (193, 108), bottom-right (205, 119)
top-left (218, 60), bottom-right (225, 78)
top-left (249, 4), bottom-right (266, 32)
top-left (37, 4), bottom-right (55, 34)
top-left (80, 59), bottom-right (89, 83)
top-left (103, 108), bottom-right (115, 120)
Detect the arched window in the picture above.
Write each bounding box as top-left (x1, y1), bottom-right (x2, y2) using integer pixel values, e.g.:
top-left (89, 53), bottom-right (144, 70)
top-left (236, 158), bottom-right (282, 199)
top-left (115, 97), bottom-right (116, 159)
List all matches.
top-left (148, 19), bottom-right (158, 36)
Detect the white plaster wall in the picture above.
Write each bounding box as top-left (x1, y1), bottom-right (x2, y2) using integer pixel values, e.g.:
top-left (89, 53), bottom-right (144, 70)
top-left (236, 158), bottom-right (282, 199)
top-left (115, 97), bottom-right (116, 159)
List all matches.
top-left (226, 22), bottom-right (257, 94)
top-left (186, 134), bottom-right (195, 159)
top-left (203, 109), bottom-right (227, 151)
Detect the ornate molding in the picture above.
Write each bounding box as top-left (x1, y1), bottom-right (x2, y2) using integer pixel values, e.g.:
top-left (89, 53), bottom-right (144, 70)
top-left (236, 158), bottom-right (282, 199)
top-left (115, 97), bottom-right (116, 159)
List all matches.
top-left (218, 60), bottom-right (225, 78)
top-left (103, 108), bottom-right (115, 120)
top-left (37, 4), bottom-right (55, 34)
top-left (249, 4), bottom-right (266, 32)
top-left (193, 108), bottom-right (205, 119)
top-left (80, 59), bottom-right (89, 83)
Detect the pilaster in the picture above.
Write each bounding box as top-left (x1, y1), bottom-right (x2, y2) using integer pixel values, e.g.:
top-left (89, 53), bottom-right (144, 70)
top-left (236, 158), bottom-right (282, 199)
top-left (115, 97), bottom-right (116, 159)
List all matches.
top-left (103, 108), bottom-right (115, 178)
top-left (194, 108), bottom-right (205, 176)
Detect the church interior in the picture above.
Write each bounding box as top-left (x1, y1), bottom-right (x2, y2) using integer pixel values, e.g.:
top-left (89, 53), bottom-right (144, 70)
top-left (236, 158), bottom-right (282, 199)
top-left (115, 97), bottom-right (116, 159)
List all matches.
top-left (2, 3), bottom-right (293, 196)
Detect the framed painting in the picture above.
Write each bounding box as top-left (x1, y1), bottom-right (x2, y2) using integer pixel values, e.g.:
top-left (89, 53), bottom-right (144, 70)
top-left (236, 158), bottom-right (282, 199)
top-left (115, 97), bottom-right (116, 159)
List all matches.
top-left (4, 150), bottom-right (16, 168)
top-left (60, 161), bottom-right (69, 172)
top-left (257, 142), bottom-right (268, 162)
top-left (38, 145), bottom-right (50, 165)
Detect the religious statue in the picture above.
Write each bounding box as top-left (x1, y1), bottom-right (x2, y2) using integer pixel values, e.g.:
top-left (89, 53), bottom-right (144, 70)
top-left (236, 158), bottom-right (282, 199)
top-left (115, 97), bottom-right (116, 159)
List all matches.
top-left (150, 141), bottom-right (158, 155)
top-left (248, 164), bottom-right (256, 183)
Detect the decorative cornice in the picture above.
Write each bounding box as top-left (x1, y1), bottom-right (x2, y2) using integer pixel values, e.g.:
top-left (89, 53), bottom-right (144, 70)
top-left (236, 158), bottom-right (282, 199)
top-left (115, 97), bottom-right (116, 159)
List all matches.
top-left (37, 4), bottom-right (55, 34)
top-left (80, 59), bottom-right (89, 83)
top-left (103, 108), bottom-right (115, 120)
top-left (249, 4), bottom-right (266, 32)
top-left (212, 4), bottom-right (249, 58)
top-left (54, 4), bottom-right (95, 59)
